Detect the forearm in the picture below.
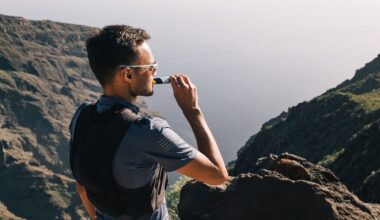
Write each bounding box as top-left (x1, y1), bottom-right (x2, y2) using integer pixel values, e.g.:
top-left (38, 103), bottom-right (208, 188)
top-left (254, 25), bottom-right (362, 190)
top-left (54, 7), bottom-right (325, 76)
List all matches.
top-left (76, 182), bottom-right (97, 220)
top-left (170, 73), bottom-right (228, 183)
top-left (184, 108), bottom-right (227, 176)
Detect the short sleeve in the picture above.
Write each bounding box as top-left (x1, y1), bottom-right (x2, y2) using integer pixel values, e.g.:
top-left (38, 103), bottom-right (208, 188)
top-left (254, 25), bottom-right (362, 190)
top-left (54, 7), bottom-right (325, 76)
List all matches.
top-left (139, 117), bottom-right (197, 172)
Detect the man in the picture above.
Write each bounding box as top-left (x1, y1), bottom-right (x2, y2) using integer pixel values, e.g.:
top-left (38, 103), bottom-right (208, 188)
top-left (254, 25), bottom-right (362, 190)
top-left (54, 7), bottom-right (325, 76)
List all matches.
top-left (69, 25), bottom-right (228, 220)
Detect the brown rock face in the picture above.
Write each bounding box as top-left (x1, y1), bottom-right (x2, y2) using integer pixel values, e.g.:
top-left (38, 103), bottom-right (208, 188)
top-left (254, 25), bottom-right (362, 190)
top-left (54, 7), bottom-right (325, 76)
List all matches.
top-left (178, 153), bottom-right (380, 220)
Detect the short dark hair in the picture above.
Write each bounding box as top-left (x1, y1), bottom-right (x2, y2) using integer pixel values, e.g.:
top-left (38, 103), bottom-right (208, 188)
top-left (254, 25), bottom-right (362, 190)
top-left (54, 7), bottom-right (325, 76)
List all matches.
top-left (86, 25), bottom-right (151, 87)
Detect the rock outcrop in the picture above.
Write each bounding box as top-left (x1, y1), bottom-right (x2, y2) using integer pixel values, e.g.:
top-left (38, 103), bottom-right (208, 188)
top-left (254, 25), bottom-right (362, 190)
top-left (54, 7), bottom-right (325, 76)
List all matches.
top-left (179, 153), bottom-right (380, 220)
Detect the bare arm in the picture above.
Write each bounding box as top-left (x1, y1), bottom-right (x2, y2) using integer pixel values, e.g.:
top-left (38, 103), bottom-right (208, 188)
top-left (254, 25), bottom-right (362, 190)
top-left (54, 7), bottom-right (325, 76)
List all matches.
top-left (170, 74), bottom-right (228, 185)
top-left (75, 181), bottom-right (97, 220)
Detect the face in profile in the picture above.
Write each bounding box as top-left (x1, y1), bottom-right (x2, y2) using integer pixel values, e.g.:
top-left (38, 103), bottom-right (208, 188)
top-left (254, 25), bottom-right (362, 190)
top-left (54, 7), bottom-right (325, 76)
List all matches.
top-left (128, 42), bottom-right (157, 97)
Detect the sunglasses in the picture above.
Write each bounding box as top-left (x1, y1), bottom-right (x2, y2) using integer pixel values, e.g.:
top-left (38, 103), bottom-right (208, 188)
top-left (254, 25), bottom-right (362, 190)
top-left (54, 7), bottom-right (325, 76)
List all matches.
top-left (119, 62), bottom-right (158, 73)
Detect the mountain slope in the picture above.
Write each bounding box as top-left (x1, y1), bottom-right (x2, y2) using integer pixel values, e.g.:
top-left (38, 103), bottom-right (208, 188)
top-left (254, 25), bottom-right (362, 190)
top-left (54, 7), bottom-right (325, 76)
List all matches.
top-left (233, 54), bottom-right (380, 202)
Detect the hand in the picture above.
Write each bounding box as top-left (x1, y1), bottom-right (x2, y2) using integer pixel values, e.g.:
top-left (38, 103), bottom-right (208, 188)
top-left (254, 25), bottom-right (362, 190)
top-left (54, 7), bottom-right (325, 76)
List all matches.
top-left (170, 74), bottom-right (200, 115)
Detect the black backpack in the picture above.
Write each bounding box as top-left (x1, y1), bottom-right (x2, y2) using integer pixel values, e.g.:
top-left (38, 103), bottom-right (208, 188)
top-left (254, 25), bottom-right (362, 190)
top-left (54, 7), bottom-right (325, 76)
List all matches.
top-left (69, 103), bottom-right (168, 217)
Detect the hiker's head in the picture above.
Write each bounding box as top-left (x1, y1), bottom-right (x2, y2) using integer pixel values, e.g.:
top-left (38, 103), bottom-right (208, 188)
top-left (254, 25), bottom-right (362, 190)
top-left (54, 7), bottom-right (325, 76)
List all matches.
top-left (86, 25), bottom-right (157, 96)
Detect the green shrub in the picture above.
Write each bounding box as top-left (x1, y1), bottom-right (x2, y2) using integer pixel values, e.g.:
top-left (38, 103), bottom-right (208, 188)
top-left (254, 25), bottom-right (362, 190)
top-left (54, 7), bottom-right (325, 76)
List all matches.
top-left (318, 148), bottom-right (345, 167)
top-left (167, 176), bottom-right (191, 220)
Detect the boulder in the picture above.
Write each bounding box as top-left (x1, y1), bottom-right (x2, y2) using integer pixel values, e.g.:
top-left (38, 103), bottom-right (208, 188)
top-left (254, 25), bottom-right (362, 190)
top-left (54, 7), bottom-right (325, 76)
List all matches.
top-left (178, 153), bottom-right (380, 220)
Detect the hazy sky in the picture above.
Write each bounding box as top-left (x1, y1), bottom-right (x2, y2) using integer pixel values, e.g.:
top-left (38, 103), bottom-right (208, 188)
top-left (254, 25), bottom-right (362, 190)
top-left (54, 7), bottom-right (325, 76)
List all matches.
top-left (1, 0), bottom-right (380, 162)
top-left (2, 0), bottom-right (380, 91)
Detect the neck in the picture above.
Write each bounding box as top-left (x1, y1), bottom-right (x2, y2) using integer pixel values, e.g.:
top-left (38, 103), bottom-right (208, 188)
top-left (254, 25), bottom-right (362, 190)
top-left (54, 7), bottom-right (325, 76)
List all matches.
top-left (103, 86), bottom-right (137, 104)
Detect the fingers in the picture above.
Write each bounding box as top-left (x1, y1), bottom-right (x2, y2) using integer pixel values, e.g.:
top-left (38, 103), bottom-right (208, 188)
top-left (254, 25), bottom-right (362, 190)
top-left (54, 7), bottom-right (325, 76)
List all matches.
top-left (170, 75), bottom-right (183, 96)
top-left (170, 75), bottom-right (178, 90)
top-left (178, 76), bottom-right (189, 89)
top-left (170, 74), bottom-right (193, 89)
top-left (180, 74), bottom-right (196, 89)
top-left (169, 73), bottom-right (199, 113)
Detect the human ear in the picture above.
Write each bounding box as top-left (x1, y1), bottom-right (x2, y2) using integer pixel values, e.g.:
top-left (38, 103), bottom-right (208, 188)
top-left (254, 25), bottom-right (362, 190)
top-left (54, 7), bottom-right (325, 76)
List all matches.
top-left (121, 68), bottom-right (132, 82)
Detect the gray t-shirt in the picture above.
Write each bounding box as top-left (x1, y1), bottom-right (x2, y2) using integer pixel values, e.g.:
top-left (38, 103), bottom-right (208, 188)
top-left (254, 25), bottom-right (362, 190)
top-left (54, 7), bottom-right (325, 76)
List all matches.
top-left (69, 96), bottom-right (197, 220)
